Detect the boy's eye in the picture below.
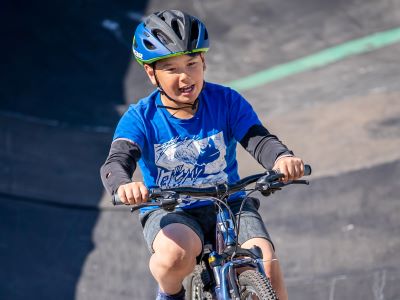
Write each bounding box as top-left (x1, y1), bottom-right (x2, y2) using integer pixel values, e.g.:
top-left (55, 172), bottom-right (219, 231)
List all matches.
top-left (188, 62), bottom-right (197, 67)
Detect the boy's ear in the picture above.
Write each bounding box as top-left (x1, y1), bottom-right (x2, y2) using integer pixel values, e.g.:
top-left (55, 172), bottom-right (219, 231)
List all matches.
top-left (143, 64), bottom-right (158, 86)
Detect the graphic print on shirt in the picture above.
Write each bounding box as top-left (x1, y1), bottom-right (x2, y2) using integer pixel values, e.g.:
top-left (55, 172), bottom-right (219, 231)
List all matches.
top-left (154, 132), bottom-right (227, 187)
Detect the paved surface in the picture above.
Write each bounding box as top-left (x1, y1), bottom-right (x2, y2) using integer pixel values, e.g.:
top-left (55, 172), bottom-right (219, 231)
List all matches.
top-left (264, 161), bottom-right (400, 299)
top-left (1, 0), bottom-right (400, 299)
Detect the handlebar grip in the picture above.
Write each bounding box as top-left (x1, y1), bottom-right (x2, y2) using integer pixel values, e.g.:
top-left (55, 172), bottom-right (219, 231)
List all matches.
top-left (111, 194), bottom-right (158, 212)
top-left (304, 164), bottom-right (312, 176)
top-left (112, 194), bottom-right (125, 206)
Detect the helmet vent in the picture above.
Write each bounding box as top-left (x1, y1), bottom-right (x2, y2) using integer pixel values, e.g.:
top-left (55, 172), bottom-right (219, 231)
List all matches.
top-left (153, 29), bottom-right (173, 46)
top-left (171, 19), bottom-right (183, 40)
top-left (190, 20), bottom-right (199, 48)
top-left (144, 39), bottom-right (156, 50)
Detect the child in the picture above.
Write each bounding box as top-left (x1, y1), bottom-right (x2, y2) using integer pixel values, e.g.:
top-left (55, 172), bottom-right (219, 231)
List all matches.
top-left (101, 9), bottom-right (304, 300)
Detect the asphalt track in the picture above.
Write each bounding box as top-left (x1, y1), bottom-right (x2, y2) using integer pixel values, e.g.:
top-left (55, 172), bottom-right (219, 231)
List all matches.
top-left (1, 0), bottom-right (400, 299)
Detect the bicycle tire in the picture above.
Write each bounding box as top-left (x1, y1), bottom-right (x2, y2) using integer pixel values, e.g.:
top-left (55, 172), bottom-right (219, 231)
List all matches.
top-left (184, 262), bottom-right (214, 300)
top-left (238, 270), bottom-right (278, 300)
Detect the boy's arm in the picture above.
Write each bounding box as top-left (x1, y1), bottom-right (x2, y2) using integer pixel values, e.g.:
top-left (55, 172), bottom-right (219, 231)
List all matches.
top-left (100, 139), bottom-right (141, 195)
top-left (239, 124), bottom-right (294, 170)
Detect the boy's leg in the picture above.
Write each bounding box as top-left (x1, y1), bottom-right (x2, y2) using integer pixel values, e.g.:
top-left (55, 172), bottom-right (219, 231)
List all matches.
top-left (141, 208), bottom-right (208, 297)
top-left (242, 237), bottom-right (288, 300)
top-left (150, 223), bottom-right (202, 294)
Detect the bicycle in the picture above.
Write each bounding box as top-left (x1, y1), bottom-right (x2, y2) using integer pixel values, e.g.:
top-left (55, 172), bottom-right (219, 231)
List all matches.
top-left (112, 165), bottom-right (312, 300)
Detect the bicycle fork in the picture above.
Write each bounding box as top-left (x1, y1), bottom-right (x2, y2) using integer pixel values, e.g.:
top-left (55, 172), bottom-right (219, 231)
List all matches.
top-left (209, 252), bottom-right (267, 300)
top-left (211, 207), bottom-right (267, 299)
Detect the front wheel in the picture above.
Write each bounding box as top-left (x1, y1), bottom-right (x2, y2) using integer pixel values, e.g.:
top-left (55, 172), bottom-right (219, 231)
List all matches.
top-left (184, 262), bottom-right (214, 300)
top-left (238, 270), bottom-right (278, 300)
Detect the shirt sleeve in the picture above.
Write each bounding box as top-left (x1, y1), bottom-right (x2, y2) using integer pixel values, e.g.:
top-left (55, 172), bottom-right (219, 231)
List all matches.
top-left (239, 124), bottom-right (294, 170)
top-left (100, 139), bottom-right (141, 195)
top-left (113, 106), bottom-right (146, 151)
top-left (227, 88), bottom-right (262, 142)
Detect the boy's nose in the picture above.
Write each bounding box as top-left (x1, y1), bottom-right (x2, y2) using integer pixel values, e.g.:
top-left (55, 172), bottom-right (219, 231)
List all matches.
top-left (179, 72), bottom-right (191, 82)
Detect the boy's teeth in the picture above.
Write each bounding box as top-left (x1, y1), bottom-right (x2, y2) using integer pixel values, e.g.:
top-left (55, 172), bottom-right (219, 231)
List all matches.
top-left (181, 85), bottom-right (193, 92)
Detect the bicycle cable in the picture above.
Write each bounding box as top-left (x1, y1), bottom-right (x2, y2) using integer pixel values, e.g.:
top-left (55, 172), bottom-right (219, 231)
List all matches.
top-left (189, 193), bottom-right (241, 249)
top-left (231, 189), bottom-right (258, 261)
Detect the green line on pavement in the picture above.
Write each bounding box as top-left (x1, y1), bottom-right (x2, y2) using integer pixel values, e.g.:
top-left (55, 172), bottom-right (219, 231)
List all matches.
top-left (226, 27), bottom-right (400, 91)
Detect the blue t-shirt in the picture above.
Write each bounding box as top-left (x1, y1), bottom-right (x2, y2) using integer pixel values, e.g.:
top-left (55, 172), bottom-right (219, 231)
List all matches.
top-left (113, 82), bottom-right (261, 211)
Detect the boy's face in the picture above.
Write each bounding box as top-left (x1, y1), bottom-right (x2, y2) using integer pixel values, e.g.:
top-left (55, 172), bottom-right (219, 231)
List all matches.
top-left (144, 53), bottom-right (205, 104)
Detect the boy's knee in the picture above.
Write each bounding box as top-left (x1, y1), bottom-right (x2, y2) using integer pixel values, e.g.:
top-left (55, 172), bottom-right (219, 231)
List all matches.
top-left (152, 224), bottom-right (201, 273)
top-left (153, 245), bottom-right (196, 274)
top-left (153, 223), bottom-right (202, 256)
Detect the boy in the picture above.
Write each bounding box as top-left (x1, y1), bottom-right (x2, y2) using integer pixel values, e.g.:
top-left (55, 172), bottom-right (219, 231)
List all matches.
top-left (101, 9), bottom-right (304, 300)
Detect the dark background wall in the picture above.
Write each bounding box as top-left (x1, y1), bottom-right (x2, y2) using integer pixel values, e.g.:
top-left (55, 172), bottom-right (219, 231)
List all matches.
top-left (0, 0), bottom-right (142, 126)
top-left (0, 1), bottom-right (149, 299)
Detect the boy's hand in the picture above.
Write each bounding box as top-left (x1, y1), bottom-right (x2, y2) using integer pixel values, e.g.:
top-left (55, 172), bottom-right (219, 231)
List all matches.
top-left (273, 156), bottom-right (304, 183)
top-left (117, 181), bottom-right (149, 205)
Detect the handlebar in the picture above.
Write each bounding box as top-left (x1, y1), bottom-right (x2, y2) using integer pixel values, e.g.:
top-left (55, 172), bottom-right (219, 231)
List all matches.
top-left (112, 164), bottom-right (312, 207)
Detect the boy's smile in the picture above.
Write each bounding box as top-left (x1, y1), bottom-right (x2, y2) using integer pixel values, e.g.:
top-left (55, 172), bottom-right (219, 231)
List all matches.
top-left (179, 84), bottom-right (195, 96)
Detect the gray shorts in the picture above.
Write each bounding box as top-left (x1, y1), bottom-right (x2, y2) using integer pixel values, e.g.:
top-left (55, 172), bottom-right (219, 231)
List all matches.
top-left (139, 197), bottom-right (274, 255)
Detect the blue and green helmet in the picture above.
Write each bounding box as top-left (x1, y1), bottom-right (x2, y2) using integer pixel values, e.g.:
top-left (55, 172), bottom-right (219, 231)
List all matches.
top-left (132, 10), bottom-right (210, 65)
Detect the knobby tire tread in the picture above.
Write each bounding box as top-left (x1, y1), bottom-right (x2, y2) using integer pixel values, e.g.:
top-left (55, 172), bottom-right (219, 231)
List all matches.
top-left (184, 262), bottom-right (214, 300)
top-left (238, 270), bottom-right (278, 300)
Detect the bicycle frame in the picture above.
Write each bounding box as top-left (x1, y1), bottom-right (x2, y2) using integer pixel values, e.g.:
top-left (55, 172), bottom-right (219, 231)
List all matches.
top-left (205, 198), bottom-right (267, 299)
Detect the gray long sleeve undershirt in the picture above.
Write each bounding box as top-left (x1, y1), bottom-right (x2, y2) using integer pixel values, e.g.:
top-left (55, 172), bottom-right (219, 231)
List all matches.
top-left (100, 139), bottom-right (141, 195)
top-left (239, 124), bottom-right (293, 170)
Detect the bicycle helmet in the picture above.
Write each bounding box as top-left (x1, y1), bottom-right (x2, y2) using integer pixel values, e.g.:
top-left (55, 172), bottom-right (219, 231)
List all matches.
top-left (132, 10), bottom-right (209, 65)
